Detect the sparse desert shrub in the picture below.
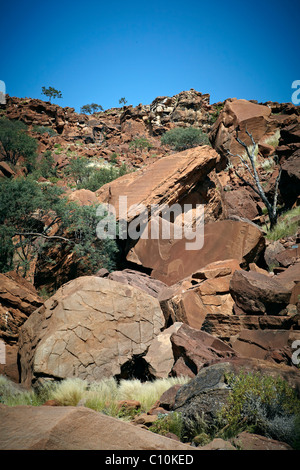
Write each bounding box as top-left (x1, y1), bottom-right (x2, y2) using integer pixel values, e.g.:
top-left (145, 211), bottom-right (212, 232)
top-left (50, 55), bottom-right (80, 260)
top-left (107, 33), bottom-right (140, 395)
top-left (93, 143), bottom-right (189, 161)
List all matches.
top-left (161, 126), bottom-right (210, 151)
top-left (218, 370), bottom-right (300, 448)
top-left (149, 412), bottom-right (184, 439)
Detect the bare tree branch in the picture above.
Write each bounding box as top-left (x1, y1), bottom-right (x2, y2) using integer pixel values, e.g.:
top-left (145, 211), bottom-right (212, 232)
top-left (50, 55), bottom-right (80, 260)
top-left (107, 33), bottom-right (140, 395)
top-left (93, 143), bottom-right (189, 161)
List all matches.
top-left (227, 126), bottom-right (282, 229)
top-left (15, 232), bottom-right (75, 244)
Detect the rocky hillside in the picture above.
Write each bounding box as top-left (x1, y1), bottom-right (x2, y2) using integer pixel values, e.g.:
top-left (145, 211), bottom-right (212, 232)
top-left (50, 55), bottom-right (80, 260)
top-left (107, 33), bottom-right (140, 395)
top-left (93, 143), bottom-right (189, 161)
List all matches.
top-left (0, 89), bottom-right (300, 450)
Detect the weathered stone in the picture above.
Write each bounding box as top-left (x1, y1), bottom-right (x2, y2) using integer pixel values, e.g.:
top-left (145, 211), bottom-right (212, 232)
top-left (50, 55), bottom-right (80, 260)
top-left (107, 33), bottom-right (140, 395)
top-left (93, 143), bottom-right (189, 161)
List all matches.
top-left (173, 358), bottom-right (300, 436)
top-left (158, 259), bottom-right (241, 329)
top-left (0, 271), bottom-right (43, 342)
top-left (201, 313), bottom-right (300, 342)
top-left (0, 405), bottom-right (196, 450)
top-left (144, 323), bottom-right (182, 378)
top-left (209, 98), bottom-right (283, 161)
top-left (95, 144), bottom-right (224, 227)
top-left (107, 269), bottom-right (167, 299)
top-left (275, 262), bottom-right (300, 304)
top-left (229, 270), bottom-right (291, 315)
top-left (231, 431), bottom-right (293, 451)
top-left (18, 276), bottom-right (165, 387)
top-left (67, 189), bottom-right (98, 206)
top-left (128, 219), bottom-right (264, 286)
top-left (170, 324), bottom-right (237, 377)
top-left (201, 438), bottom-right (236, 450)
top-left (222, 188), bottom-right (259, 221)
top-left (229, 329), bottom-right (300, 366)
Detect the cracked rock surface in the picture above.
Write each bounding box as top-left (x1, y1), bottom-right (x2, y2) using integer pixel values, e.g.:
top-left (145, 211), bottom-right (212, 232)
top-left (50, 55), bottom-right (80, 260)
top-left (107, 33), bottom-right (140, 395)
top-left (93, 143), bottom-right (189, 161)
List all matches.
top-left (18, 276), bottom-right (165, 387)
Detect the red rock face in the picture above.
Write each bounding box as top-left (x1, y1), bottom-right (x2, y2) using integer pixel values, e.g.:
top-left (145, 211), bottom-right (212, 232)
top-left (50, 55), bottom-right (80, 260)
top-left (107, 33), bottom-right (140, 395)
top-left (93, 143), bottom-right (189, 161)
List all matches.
top-left (209, 98), bottom-right (298, 162)
top-left (127, 219), bottom-right (265, 286)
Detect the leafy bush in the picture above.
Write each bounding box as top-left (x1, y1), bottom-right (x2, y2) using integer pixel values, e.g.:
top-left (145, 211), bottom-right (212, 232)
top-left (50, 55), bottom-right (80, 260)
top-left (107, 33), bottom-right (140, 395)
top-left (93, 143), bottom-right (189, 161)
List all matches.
top-left (218, 370), bottom-right (300, 448)
top-left (161, 126), bottom-right (210, 151)
top-left (33, 125), bottom-right (57, 137)
top-left (0, 117), bottom-right (38, 170)
top-left (129, 137), bottom-right (153, 153)
top-left (63, 156), bottom-right (128, 191)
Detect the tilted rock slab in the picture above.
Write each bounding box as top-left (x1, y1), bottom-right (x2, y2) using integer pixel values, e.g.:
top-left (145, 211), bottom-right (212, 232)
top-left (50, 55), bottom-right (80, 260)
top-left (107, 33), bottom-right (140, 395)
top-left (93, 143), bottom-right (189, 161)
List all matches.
top-left (95, 144), bottom-right (224, 223)
top-left (127, 219), bottom-right (265, 286)
top-left (0, 405), bottom-right (197, 451)
top-left (18, 276), bottom-right (165, 387)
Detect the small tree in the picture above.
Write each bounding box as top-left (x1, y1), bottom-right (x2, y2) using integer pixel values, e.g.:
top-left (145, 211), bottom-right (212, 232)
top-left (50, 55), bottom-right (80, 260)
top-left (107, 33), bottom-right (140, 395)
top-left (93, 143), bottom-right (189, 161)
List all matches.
top-left (119, 97), bottom-right (127, 106)
top-left (0, 117), bottom-right (37, 169)
top-left (41, 86), bottom-right (62, 103)
top-left (80, 103), bottom-right (103, 114)
top-left (227, 126), bottom-right (282, 230)
top-left (129, 136), bottom-right (153, 153)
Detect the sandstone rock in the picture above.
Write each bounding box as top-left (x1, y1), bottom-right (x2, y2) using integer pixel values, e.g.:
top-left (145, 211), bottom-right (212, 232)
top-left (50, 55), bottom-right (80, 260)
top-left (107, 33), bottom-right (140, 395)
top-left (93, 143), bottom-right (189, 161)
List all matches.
top-left (275, 262), bottom-right (300, 305)
top-left (201, 313), bottom-right (300, 342)
top-left (231, 431), bottom-right (293, 451)
top-left (229, 270), bottom-right (291, 315)
top-left (144, 323), bottom-right (182, 378)
top-left (95, 144), bottom-right (223, 225)
top-left (0, 271), bottom-right (43, 342)
top-left (128, 219), bottom-right (264, 286)
top-left (68, 189), bottom-right (98, 206)
top-left (209, 98), bottom-right (282, 161)
top-left (200, 438), bottom-right (236, 450)
top-left (158, 384), bottom-right (183, 411)
top-left (229, 329), bottom-right (300, 366)
top-left (264, 240), bottom-right (286, 269)
top-left (18, 276), bottom-right (165, 387)
top-left (107, 269), bottom-right (167, 299)
top-left (170, 323), bottom-right (237, 377)
top-left (158, 259), bottom-right (242, 329)
top-left (0, 405), bottom-right (196, 450)
top-left (222, 188), bottom-right (259, 221)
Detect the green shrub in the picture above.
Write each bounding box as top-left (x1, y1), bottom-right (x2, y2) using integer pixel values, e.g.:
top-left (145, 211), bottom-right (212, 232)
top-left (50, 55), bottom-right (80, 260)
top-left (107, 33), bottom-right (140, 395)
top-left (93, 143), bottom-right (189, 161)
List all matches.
top-left (33, 125), bottom-right (57, 137)
top-left (149, 412), bottom-right (184, 439)
top-left (218, 370), bottom-right (300, 448)
top-left (0, 117), bottom-right (37, 170)
top-left (129, 137), bottom-right (153, 153)
top-left (161, 126), bottom-right (210, 151)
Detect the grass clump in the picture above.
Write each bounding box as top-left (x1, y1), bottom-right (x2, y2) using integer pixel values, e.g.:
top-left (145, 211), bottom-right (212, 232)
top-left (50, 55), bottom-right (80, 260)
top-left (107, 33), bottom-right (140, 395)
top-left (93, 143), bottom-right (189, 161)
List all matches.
top-left (266, 205), bottom-right (300, 241)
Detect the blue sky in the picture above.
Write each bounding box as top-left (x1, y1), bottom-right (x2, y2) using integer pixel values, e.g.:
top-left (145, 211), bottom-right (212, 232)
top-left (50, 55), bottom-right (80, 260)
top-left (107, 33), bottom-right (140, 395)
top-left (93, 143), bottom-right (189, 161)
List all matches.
top-left (1, 0), bottom-right (299, 112)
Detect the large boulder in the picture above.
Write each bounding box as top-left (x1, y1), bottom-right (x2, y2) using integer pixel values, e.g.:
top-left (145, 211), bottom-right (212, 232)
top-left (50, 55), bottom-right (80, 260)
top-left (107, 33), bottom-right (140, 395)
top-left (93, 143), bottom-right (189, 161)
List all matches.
top-left (18, 276), bottom-right (165, 387)
top-left (95, 144), bottom-right (224, 226)
top-left (229, 270), bottom-right (291, 315)
top-left (127, 219), bottom-right (265, 286)
top-left (0, 405), bottom-right (196, 451)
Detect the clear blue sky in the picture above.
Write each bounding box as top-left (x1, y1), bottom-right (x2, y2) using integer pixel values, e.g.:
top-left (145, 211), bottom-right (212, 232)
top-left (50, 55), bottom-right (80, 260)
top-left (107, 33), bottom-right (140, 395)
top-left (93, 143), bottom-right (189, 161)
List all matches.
top-left (1, 0), bottom-right (299, 113)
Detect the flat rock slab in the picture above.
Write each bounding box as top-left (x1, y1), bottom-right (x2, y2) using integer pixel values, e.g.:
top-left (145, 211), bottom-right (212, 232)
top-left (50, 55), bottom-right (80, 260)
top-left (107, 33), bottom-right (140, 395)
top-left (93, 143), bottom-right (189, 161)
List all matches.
top-left (0, 405), bottom-right (197, 451)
